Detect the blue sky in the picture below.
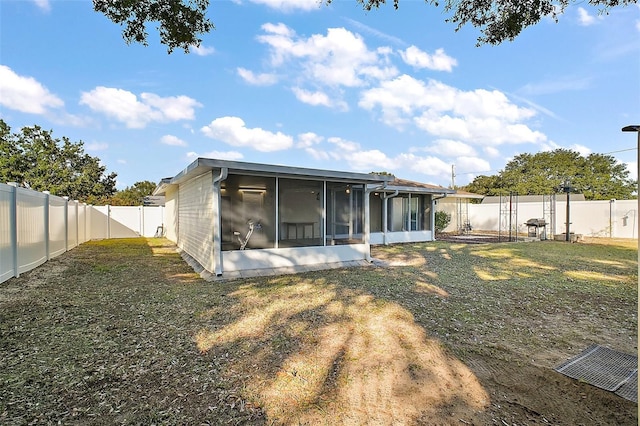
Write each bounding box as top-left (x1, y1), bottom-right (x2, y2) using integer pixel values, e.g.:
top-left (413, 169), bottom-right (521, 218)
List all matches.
top-left (1, 0), bottom-right (639, 190)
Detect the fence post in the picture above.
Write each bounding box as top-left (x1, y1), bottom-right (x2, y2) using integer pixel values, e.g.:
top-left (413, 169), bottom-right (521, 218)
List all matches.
top-left (63, 196), bottom-right (69, 252)
top-left (8, 183), bottom-right (19, 278)
top-left (107, 205), bottom-right (111, 239)
top-left (43, 191), bottom-right (50, 260)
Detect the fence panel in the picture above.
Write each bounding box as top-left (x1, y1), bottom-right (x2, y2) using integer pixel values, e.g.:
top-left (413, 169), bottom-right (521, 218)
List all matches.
top-left (109, 206), bottom-right (143, 238)
top-left (0, 184), bottom-right (16, 283)
top-left (49, 195), bottom-right (67, 258)
top-left (16, 187), bottom-right (48, 275)
top-left (1, 183), bottom-right (167, 283)
top-left (67, 200), bottom-right (78, 249)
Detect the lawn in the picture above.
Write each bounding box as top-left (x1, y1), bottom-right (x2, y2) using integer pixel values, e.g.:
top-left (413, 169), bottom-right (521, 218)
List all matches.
top-left (0, 237), bottom-right (637, 425)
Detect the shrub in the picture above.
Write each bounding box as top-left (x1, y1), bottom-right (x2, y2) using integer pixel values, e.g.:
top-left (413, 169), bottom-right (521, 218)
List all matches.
top-left (435, 211), bottom-right (451, 233)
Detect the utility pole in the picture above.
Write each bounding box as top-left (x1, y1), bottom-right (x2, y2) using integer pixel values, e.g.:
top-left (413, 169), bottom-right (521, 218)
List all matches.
top-left (451, 164), bottom-right (456, 189)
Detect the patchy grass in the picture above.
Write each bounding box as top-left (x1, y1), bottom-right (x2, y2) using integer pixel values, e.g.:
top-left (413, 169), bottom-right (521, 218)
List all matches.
top-left (0, 238), bottom-right (636, 425)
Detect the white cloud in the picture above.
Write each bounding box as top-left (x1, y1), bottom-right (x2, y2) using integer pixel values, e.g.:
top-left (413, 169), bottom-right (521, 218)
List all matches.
top-left (161, 135), bottom-right (187, 147)
top-left (200, 116), bottom-right (293, 152)
top-left (292, 87), bottom-right (348, 110)
top-left (191, 44), bottom-right (215, 56)
top-left (0, 65), bottom-right (63, 114)
top-left (296, 132), bottom-right (323, 148)
top-left (257, 24), bottom-right (398, 88)
top-left (519, 76), bottom-right (592, 96)
top-left (343, 18), bottom-right (405, 46)
top-left (569, 143), bottom-right (592, 156)
top-left (80, 87), bottom-right (201, 128)
top-left (399, 46), bottom-right (457, 72)
top-left (577, 7), bottom-right (596, 26)
top-left (248, 0), bottom-right (321, 12)
top-left (422, 140), bottom-right (476, 157)
top-left (237, 68), bottom-right (278, 86)
top-left (360, 74), bottom-right (545, 147)
top-left (624, 161), bottom-right (637, 181)
top-left (186, 150), bottom-right (244, 161)
top-left (483, 146), bottom-right (501, 158)
top-left (32, 0), bottom-right (50, 11)
top-left (85, 142), bottom-right (108, 151)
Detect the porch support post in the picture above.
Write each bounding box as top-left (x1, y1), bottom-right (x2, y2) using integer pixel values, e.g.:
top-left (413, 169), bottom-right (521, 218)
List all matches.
top-left (364, 184), bottom-right (371, 261)
top-left (212, 167), bottom-right (228, 276)
top-left (430, 196), bottom-right (437, 241)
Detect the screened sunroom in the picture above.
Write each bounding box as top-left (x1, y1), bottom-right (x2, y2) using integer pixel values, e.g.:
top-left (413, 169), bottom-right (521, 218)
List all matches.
top-left (154, 158), bottom-right (392, 276)
top-left (369, 178), bottom-right (454, 245)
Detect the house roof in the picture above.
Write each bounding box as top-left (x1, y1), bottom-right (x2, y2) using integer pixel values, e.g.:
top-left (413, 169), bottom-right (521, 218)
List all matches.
top-left (447, 189), bottom-right (485, 200)
top-left (154, 157), bottom-right (395, 195)
top-left (378, 178), bottom-right (455, 195)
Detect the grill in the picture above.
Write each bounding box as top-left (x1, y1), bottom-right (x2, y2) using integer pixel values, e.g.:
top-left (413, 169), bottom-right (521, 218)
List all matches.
top-left (525, 218), bottom-right (547, 239)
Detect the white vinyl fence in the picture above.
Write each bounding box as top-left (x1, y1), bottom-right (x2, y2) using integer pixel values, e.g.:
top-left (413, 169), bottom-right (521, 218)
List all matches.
top-left (1, 183), bottom-right (164, 284)
top-left (439, 197), bottom-right (638, 239)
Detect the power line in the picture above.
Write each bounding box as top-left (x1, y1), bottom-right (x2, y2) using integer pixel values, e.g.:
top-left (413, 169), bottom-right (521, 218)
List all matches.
top-left (602, 147), bottom-right (637, 155)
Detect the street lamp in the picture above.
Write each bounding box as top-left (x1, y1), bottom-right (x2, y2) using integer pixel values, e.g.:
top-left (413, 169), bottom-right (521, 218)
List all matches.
top-left (621, 126), bottom-right (640, 192)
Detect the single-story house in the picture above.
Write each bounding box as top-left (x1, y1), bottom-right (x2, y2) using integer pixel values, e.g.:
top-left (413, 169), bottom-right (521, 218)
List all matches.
top-left (369, 178), bottom-right (454, 245)
top-left (154, 158), bottom-right (455, 278)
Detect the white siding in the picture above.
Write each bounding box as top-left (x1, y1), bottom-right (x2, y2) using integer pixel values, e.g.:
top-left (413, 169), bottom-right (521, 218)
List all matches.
top-left (164, 185), bottom-right (178, 243)
top-left (178, 172), bottom-right (215, 272)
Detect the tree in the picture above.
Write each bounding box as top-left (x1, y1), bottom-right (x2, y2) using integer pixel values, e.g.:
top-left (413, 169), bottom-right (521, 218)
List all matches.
top-left (108, 180), bottom-right (157, 206)
top-left (0, 120), bottom-right (118, 203)
top-left (93, 0), bottom-right (633, 53)
top-left (462, 149), bottom-right (637, 200)
top-left (93, 0), bottom-right (214, 53)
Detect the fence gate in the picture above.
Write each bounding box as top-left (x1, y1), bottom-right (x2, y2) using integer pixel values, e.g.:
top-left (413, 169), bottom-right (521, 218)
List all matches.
top-left (499, 192), bottom-right (518, 242)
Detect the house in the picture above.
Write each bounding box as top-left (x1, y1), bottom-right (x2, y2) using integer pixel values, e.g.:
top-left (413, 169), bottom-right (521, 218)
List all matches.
top-left (153, 158), bottom-right (460, 278)
top-left (369, 178), bottom-right (454, 244)
top-left (153, 158), bottom-right (395, 277)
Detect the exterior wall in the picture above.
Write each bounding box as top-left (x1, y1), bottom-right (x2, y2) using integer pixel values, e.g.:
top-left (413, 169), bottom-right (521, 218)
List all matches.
top-left (222, 244), bottom-right (368, 272)
top-left (178, 171), bottom-right (216, 273)
top-left (164, 185), bottom-right (178, 242)
top-left (370, 230), bottom-right (433, 245)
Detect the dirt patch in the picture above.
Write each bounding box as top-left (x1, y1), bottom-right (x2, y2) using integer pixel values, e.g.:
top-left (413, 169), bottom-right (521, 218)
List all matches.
top-left (0, 238), bottom-right (636, 425)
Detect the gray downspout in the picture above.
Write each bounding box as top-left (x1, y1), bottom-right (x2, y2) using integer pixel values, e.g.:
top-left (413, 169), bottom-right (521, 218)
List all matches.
top-left (212, 168), bottom-right (228, 276)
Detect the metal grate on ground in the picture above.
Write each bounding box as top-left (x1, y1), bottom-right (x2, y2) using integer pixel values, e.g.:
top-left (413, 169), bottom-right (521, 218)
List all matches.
top-left (554, 344), bottom-right (638, 403)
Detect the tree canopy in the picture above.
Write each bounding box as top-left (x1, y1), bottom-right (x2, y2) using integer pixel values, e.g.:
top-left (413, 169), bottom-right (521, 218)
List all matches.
top-left (93, 0), bottom-right (633, 52)
top-left (108, 180), bottom-right (157, 206)
top-left (462, 149), bottom-right (637, 200)
top-left (0, 120), bottom-right (118, 204)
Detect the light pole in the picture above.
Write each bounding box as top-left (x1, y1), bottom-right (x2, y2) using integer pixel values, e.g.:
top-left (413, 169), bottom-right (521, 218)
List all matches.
top-left (621, 125), bottom-right (639, 326)
top-left (561, 180), bottom-right (573, 241)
